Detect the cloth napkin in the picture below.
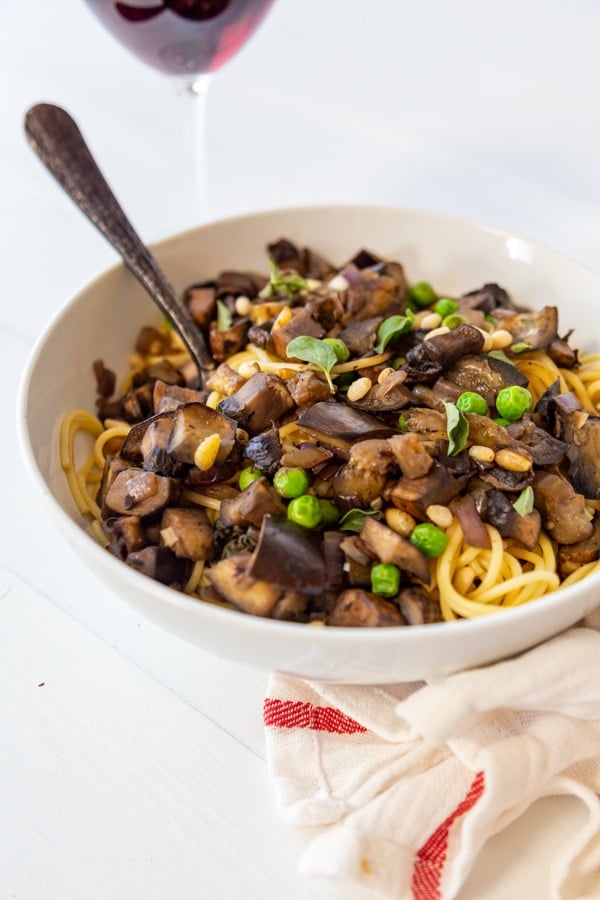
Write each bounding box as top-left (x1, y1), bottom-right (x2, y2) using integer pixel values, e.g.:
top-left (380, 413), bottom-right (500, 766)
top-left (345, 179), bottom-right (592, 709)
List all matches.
top-left (263, 608), bottom-right (600, 900)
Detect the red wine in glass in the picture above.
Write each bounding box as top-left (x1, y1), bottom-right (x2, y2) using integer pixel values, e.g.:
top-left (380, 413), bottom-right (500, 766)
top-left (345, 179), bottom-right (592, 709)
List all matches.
top-left (83, 0), bottom-right (276, 77)
top-left (82, 0), bottom-right (277, 223)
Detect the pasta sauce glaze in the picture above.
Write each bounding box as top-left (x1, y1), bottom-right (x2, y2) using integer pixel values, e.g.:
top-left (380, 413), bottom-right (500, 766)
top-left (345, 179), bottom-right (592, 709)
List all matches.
top-left (63, 237), bottom-right (600, 626)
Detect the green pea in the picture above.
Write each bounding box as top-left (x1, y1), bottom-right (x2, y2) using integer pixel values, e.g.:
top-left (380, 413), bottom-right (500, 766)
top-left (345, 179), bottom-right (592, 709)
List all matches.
top-left (494, 416), bottom-right (511, 427)
top-left (239, 466), bottom-right (261, 490)
top-left (409, 281), bottom-right (437, 308)
top-left (442, 313), bottom-right (468, 329)
top-left (410, 522), bottom-right (448, 558)
top-left (398, 414), bottom-right (409, 432)
top-left (318, 498), bottom-right (340, 526)
top-left (370, 562), bottom-right (401, 597)
top-left (456, 391), bottom-right (489, 416)
top-left (495, 385), bottom-right (533, 422)
top-left (322, 337), bottom-right (350, 363)
top-left (287, 494), bottom-right (322, 529)
top-left (273, 467), bottom-right (311, 498)
top-left (433, 298), bottom-right (459, 318)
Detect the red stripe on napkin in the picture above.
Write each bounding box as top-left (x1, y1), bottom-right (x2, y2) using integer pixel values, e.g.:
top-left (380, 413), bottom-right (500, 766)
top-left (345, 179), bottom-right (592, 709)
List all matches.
top-left (412, 770), bottom-right (485, 900)
top-left (263, 698), bottom-right (367, 735)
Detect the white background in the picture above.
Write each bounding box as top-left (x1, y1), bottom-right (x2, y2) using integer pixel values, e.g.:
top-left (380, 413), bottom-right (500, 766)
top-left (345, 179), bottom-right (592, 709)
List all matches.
top-left (2, 1), bottom-right (599, 897)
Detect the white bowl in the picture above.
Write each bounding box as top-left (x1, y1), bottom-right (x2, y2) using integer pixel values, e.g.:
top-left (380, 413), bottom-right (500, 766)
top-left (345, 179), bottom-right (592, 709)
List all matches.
top-left (18, 205), bottom-right (600, 683)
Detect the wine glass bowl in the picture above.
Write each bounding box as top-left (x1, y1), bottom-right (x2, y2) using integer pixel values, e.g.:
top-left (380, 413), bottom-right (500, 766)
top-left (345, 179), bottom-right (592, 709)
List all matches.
top-left (84, 0), bottom-right (276, 82)
top-left (82, 0), bottom-right (277, 223)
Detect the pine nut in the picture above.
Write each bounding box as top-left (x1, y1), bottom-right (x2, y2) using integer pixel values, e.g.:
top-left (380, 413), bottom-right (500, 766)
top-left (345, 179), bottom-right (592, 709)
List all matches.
top-left (206, 390), bottom-right (224, 409)
top-left (328, 274), bottom-right (350, 291)
top-left (234, 295), bottom-right (252, 316)
top-left (475, 327), bottom-right (493, 352)
top-left (377, 367), bottom-right (396, 384)
top-left (426, 504), bottom-right (453, 529)
top-left (384, 507), bottom-right (416, 536)
top-left (490, 329), bottom-right (514, 350)
top-left (494, 448), bottom-right (531, 472)
top-left (423, 326), bottom-right (451, 341)
top-left (420, 312), bottom-right (443, 330)
top-left (469, 444), bottom-right (496, 463)
top-left (347, 376), bottom-right (372, 402)
top-left (238, 360), bottom-right (261, 379)
top-left (272, 306), bottom-right (292, 329)
top-left (193, 434), bottom-right (221, 470)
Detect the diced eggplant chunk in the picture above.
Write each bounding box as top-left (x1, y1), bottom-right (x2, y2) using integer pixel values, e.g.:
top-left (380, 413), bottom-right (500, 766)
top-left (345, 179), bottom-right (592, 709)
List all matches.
top-left (160, 507), bottom-right (215, 561)
top-left (554, 405), bottom-right (600, 499)
top-left (271, 308), bottom-right (326, 360)
top-left (532, 471), bottom-right (593, 544)
top-left (477, 465), bottom-right (531, 493)
top-left (209, 318), bottom-right (250, 364)
top-left (548, 337), bottom-right (577, 369)
top-left (244, 426), bottom-right (282, 476)
top-left (327, 589), bottom-right (405, 627)
top-left (450, 493), bottom-right (491, 550)
top-left (459, 283), bottom-right (512, 313)
top-left (104, 469), bottom-right (181, 519)
top-left (216, 270), bottom-right (262, 298)
top-left (93, 359), bottom-right (116, 398)
top-left (126, 545), bottom-right (189, 585)
top-left (403, 325), bottom-right (485, 383)
top-left (204, 363), bottom-right (246, 397)
top-left (167, 402), bottom-right (237, 465)
top-left (134, 326), bottom-right (171, 356)
top-left (145, 359), bottom-right (184, 386)
top-left (296, 401), bottom-right (395, 453)
top-left (248, 516), bottom-right (327, 594)
top-left (350, 370), bottom-right (413, 413)
top-left (217, 373), bottom-right (294, 435)
top-left (397, 586), bottom-right (442, 625)
top-left (506, 419), bottom-right (568, 465)
top-left (141, 415), bottom-right (185, 477)
top-left (305, 294), bottom-right (344, 330)
top-left (120, 410), bottom-right (176, 462)
top-left (337, 316), bottom-right (382, 356)
top-left (387, 432), bottom-right (433, 478)
top-left (218, 476), bottom-right (286, 529)
top-left (153, 380), bottom-right (206, 414)
top-left (389, 463), bottom-right (465, 519)
top-left (482, 489), bottom-right (541, 550)
top-left (463, 413), bottom-right (515, 451)
top-left (206, 552), bottom-right (283, 616)
top-left (400, 407), bottom-right (447, 440)
top-left (322, 530), bottom-right (346, 591)
top-left (280, 443), bottom-right (333, 470)
top-left (96, 456), bottom-right (137, 517)
top-left (500, 305), bottom-right (558, 351)
top-left (271, 591), bottom-right (309, 622)
top-left (185, 284), bottom-right (217, 329)
top-left (445, 354), bottom-right (528, 405)
top-left (267, 238), bottom-right (305, 274)
top-left (343, 275), bottom-right (404, 324)
top-left (332, 439), bottom-right (397, 504)
top-left (360, 516), bottom-right (430, 583)
top-left (557, 517), bottom-right (600, 577)
top-left (103, 514), bottom-right (147, 559)
top-left (286, 370), bottom-right (331, 407)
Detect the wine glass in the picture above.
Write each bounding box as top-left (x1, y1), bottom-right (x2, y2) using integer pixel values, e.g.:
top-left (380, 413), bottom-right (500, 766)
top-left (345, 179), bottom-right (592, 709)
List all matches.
top-left (82, 0), bottom-right (276, 224)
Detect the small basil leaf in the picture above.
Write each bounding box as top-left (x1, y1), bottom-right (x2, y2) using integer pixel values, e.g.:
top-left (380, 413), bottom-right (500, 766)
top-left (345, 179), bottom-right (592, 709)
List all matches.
top-left (339, 508), bottom-right (382, 533)
top-left (374, 311), bottom-right (415, 353)
top-left (259, 258), bottom-right (308, 298)
top-left (216, 299), bottom-right (233, 331)
top-left (512, 486), bottom-right (534, 517)
top-left (443, 401), bottom-right (469, 456)
top-left (286, 336), bottom-right (338, 392)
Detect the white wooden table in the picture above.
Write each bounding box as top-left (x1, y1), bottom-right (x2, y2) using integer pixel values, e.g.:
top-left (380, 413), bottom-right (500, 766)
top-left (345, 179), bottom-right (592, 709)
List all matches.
top-left (3, 1), bottom-right (599, 896)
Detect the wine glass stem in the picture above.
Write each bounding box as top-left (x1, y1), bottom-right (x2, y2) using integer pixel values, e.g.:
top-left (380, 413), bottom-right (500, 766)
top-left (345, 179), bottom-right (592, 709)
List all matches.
top-left (178, 73), bottom-right (213, 227)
